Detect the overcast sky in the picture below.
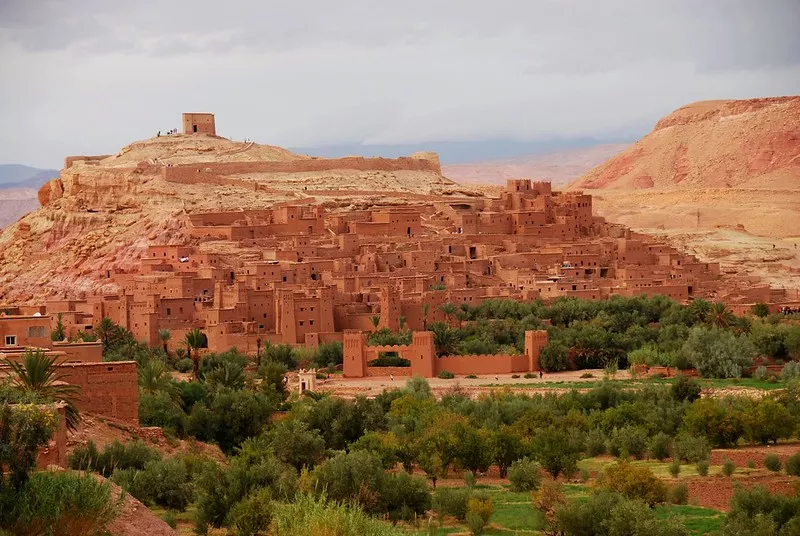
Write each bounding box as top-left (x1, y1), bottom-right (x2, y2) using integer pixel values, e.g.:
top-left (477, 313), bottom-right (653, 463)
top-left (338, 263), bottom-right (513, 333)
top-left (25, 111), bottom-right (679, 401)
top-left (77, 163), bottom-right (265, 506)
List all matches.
top-left (1, 0), bottom-right (799, 168)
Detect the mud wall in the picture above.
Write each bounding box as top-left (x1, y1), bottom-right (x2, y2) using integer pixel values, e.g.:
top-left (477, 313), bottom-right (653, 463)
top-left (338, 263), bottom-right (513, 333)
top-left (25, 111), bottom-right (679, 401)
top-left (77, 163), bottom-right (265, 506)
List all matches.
top-left (56, 361), bottom-right (139, 423)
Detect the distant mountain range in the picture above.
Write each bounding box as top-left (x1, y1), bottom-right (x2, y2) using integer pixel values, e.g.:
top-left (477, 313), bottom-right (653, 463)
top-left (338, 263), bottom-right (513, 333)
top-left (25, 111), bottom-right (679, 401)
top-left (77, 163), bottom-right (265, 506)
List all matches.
top-left (0, 164), bottom-right (58, 190)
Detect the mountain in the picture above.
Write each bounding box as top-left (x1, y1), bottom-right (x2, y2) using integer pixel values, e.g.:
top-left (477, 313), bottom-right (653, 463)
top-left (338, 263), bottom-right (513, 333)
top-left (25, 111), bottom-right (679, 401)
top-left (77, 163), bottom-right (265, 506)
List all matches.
top-left (0, 164), bottom-right (59, 189)
top-left (442, 144), bottom-right (629, 186)
top-left (570, 97), bottom-right (800, 190)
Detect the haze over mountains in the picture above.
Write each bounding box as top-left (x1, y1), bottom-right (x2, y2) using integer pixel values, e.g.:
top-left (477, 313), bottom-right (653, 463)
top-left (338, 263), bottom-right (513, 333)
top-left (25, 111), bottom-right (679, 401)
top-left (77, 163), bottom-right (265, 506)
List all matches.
top-left (0, 164), bottom-right (58, 228)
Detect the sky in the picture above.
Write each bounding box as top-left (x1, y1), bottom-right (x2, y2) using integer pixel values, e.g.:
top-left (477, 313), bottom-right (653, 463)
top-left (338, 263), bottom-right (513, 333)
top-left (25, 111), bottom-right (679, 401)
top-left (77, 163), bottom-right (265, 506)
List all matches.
top-left (1, 0), bottom-right (799, 168)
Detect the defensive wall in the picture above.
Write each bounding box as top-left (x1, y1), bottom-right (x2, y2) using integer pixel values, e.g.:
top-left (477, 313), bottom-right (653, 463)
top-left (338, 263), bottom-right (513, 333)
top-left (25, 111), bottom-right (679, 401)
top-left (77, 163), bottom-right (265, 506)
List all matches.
top-left (343, 329), bottom-right (547, 378)
top-left (162, 155), bottom-right (441, 184)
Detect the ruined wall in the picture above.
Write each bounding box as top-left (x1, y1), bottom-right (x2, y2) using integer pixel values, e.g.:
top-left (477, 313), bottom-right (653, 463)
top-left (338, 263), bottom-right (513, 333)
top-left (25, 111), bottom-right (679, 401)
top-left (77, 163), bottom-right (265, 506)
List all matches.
top-left (56, 361), bottom-right (139, 423)
top-left (163, 155), bottom-right (441, 184)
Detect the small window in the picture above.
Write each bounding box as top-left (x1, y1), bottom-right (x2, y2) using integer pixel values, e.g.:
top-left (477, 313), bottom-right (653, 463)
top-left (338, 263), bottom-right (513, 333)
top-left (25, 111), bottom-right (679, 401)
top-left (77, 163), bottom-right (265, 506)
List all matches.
top-left (4, 335), bottom-right (17, 346)
top-left (299, 321), bottom-right (304, 326)
top-left (310, 320), bottom-right (314, 326)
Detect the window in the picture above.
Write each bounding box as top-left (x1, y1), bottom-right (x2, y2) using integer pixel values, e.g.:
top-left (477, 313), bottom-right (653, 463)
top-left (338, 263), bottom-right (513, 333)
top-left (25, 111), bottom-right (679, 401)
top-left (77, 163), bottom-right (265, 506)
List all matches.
top-left (166, 308), bottom-right (171, 316)
top-left (28, 326), bottom-right (47, 338)
top-left (299, 321), bottom-right (304, 326)
top-left (4, 335), bottom-right (17, 346)
top-left (310, 320), bottom-right (314, 325)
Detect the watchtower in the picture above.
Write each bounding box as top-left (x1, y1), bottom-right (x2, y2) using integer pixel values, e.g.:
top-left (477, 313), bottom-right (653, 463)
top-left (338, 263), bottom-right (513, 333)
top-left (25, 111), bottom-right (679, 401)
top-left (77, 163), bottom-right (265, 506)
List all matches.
top-left (182, 113), bottom-right (216, 135)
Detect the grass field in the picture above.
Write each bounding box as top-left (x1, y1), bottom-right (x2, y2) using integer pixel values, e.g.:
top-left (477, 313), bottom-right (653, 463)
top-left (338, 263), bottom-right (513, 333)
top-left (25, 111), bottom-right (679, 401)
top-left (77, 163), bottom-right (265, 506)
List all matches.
top-left (408, 482), bottom-right (723, 535)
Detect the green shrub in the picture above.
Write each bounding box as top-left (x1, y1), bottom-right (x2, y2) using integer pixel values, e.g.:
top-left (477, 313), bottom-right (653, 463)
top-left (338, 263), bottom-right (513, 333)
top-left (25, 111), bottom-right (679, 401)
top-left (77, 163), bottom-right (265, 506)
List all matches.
top-left (1, 471), bottom-right (119, 535)
top-left (580, 468), bottom-right (591, 482)
top-left (649, 432), bottom-right (672, 461)
top-left (511, 374), bottom-right (520, 379)
top-left (781, 361), bottom-right (800, 381)
top-left (138, 391), bottom-right (187, 435)
top-left (270, 493), bottom-right (404, 536)
top-left (682, 326), bottom-right (755, 378)
top-left (585, 428), bottom-right (607, 457)
top-left (540, 343), bottom-right (569, 372)
top-left (382, 471), bottom-right (431, 522)
top-left (580, 372), bottom-right (595, 379)
top-left (310, 451), bottom-right (385, 513)
top-left (598, 462), bottom-right (667, 506)
top-left (111, 457), bottom-right (194, 511)
top-left (69, 440), bottom-right (161, 477)
top-left (315, 341), bottom-right (344, 368)
top-left (785, 452), bottom-right (800, 476)
top-left (747, 460), bottom-right (757, 469)
top-left (669, 460), bottom-right (681, 478)
top-left (466, 374), bottom-right (478, 379)
top-left (438, 370), bottom-right (455, 379)
top-left (433, 487), bottom-right (472, 521)
top-left (162, 510), bottom-right (177, 529)
top-left (175, 358), bottom-right (193, 373)
top-left (672, 434), bottom-right (711, 463)
top-left (722, 457), bottom-right (736, 476)
top-left (764, 454), bottom-right (782, 472)
top-left (463, 470), bottom-right (476, 488)
top-left (228, 487), bottom-right (273, 536)
top-left (696, 459), bottom-right (709, 477)
top-left (524, 373), bottom-right (535, 379)
top-left (465, 496), bottom-right (494, 536)
top-left (609, 425), bottom-right (648, 459)
top-left (508, 458), bottom-right (542, 492)
top-left (671, 375), bottom-right (701, 402)
top-left (753, 365), bottom-right (769, 381)
top-left (668, 482), bottom-right (689, 505)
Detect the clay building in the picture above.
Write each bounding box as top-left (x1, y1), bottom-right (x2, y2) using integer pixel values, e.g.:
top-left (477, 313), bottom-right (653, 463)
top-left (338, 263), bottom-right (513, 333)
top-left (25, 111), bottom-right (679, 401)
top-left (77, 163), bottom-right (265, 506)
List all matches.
top-left (182, 113), bottom-right (216, 135)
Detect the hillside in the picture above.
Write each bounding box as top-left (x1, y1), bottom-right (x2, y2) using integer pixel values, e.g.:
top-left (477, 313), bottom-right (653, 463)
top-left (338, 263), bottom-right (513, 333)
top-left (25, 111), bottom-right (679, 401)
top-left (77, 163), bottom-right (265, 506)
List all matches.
top-left (443, 144), bottom-right (629, 186)
top-left (0, 132), bottom-right (469, 302)
top-left (570, 97), bottom-right (800, 190)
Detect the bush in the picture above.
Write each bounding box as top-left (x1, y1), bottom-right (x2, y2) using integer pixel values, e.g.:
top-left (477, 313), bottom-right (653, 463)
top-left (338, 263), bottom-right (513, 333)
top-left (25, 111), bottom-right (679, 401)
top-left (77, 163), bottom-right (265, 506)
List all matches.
top-left (138, 391), bottom-right (187, 435)
top-left (69, 440), bottom-right (161, 477)
top-left (682, 326), bottom-right (755, 378)
top-left (466, 496), bottom-right (494, 536)
top-left (511, 374), bottom-right (520, 379)
top-left (466, 374), bottom-right (478, 379)
top-left (382, 471), bottom-right (431, 522)
top-left (696, 459), bottom-right (709, 477)
top-left (722, 457), bottom-right (736, 476)
top-left (508, 458), bottom-right (542, 492)
top-left (669, 482), bottom-right (689, 505)
top-left (266, 419), bottom-right (325, 471)
top-left (669, 460), bottom-right (681, 478)
top-left (531, 426), bottom-right (581, 479)
top-left (524, 373), bottom-right (535, 379)
top-left (671, 375), bottom-right (701, 402)
top-left (175, 358), bottom-right (193, 373)
top-left (1, 471), bottom-right (119, 535)
top-left (433, 487), bottom-right (472, 521)
top-left (764, 454), bottom-right (782, 472)
top-left (649, 432), bottom-right (672, 461)
top-left (782, 361), bottom-right (800, 381)
top-left (270, 493), bottom-right (404, 536)
top-left (111, 457), bottom-right (194, 511)
top-left (580, 372), bottom-right (595, 379)
top-left (754, 365), bottom-right (769, 381)
top-left (785, 452), bottom-right (800, 476)
top-left (683, 398), bottom-right (744, 448)
top-left (609, 425), bottom-right (648, 459)
top-left (747, 460), bottom-right (757, 469)
top-left (671, 434), bottom-right (711, 463)
top-left (463, 470), bottom-right (476, 488)
top-left (228, 488), bottom-right (273, 536)
top-left (580, 468), bottom-right (590, 482)
top-left (598, 462), bottom-right (667, 506)
top-left (310, 451), bottom-right (385, 513)
top-left (438, 370), bottom-right (455, 379)
top-left (585, 428), bottom-right (607, 457)
top-left (162, 511), bottom-right (177, 529)
top-left (540, 343), bottom-right (569, 372)
top-left (743, 398), bottom-right (797, 445)
top-left (315, 341), bottom-right (344, 368)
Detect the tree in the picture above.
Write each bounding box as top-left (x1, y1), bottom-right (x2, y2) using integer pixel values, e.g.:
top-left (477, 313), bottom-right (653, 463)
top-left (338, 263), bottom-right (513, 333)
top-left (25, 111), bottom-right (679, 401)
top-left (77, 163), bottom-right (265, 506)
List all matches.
top-left (598, 462), bottom-right (667, 506)
top-left (708, 302), bottom-right (735, 329)
top-left (682, 397), bottom-right (744, 448)
top-left (184, 328), bottom-right (206, 380)
top-left (4, 349), bottom-right (80, 430)
top-left (422, 303), bottom-right (430, 329)
top-left (429, 322), bottom-right (458, 357)
top-left (531, 426), bottom-right (581, 479)
top-left (137, 358), bottom-right (181, 406)
top-left (398, 315), bottom-right (406, 331)
top-left (96, 317), bottom-right (123, 350)
top-left (310, 450), bottom-right (386, 513)
top-left (0, 402), bottom-right (56, 488)
top-left (158, 329), bottom-right (171, 356)
top-left (681, 326), bottom-right (755, 378)
top-left (439, 302), bottom-right (458, 327)
top-left (742, 398), bottom-right (796, 445)
top-left (751, 303), bottom-right (770, 318)
top-left (370, 315), bottom-right (381, 332)
top-left (488, 426), bottom-right (526, 478)
top-left (267, 419), bottom-right (325, 471)
top-left (51, 313), bottom-right (66, 342)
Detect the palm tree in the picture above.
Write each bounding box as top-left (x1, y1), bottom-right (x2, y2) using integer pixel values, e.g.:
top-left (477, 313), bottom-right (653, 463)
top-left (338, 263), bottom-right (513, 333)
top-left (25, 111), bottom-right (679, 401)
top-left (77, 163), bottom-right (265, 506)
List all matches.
top-left (184, 328), bottom-right (205, 380)
top-left (439, 302), bottom-right (458, 327)
top-left (429, 322), bottom-right (458, 357)
top-left (138, 359), bottom-right (181, 406)
top-left (4, 349), bottom-right (81, 430)
top-left (422, 303), bottom-right (430, 330)
top-left (398, 315), bottom-right (407, 331)
top-left (708, 302), bottom-right (735, 329)
top-left (158, 329), bottom-right (171, 356)
top-left (96, 317), bottom-right (120, 350)
top-left (256, 338), bottom-right (263, 367)
top-left (370, 315), bottom-right (380, 332)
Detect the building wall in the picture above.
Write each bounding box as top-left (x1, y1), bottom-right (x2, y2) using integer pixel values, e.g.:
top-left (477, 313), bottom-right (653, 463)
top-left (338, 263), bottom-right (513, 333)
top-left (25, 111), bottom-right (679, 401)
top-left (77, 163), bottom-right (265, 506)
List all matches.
top-left (56, 361), bottom-right (139, 423)
top-left (182, 113), bottom-right (216, 135)
top-left (0, 316), bottom-right (51, 349)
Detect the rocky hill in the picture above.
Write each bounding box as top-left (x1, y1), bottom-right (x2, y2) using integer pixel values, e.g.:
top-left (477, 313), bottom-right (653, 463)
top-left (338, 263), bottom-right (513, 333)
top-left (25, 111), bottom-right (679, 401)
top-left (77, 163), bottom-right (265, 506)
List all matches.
top-left (443, 144), bottom-right (629, 186)
top-left (570, 97), bottom-right (800, 190)
top-left (0, 133), bottom-right (465, 303)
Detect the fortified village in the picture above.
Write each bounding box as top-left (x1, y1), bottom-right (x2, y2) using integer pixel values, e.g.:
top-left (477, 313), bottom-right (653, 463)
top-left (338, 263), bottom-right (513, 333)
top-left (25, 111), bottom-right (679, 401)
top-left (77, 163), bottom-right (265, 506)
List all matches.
top-left (0, 113), bottom-right (797, 431)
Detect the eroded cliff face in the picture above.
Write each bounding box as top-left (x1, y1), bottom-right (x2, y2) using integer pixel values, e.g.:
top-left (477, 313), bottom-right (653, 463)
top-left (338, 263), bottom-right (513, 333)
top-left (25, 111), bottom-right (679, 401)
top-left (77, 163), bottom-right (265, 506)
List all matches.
top-left (0, 134), bottom-right (455, 303)
top-left (570, 97), bottom-right (800, 190)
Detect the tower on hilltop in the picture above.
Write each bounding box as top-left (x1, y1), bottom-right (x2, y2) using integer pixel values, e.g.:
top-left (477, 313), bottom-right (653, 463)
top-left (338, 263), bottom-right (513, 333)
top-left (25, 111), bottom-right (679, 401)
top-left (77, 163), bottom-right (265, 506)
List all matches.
top-left (182, 113), bottom-right (216, 135)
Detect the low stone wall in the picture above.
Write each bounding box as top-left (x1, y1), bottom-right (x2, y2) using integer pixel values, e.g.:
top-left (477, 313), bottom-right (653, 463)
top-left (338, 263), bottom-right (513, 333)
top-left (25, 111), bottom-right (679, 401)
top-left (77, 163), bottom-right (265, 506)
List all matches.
top-left (435, 354), bottom-right (530, 375)
top-left (365, 366), bottom-right (412, 377)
